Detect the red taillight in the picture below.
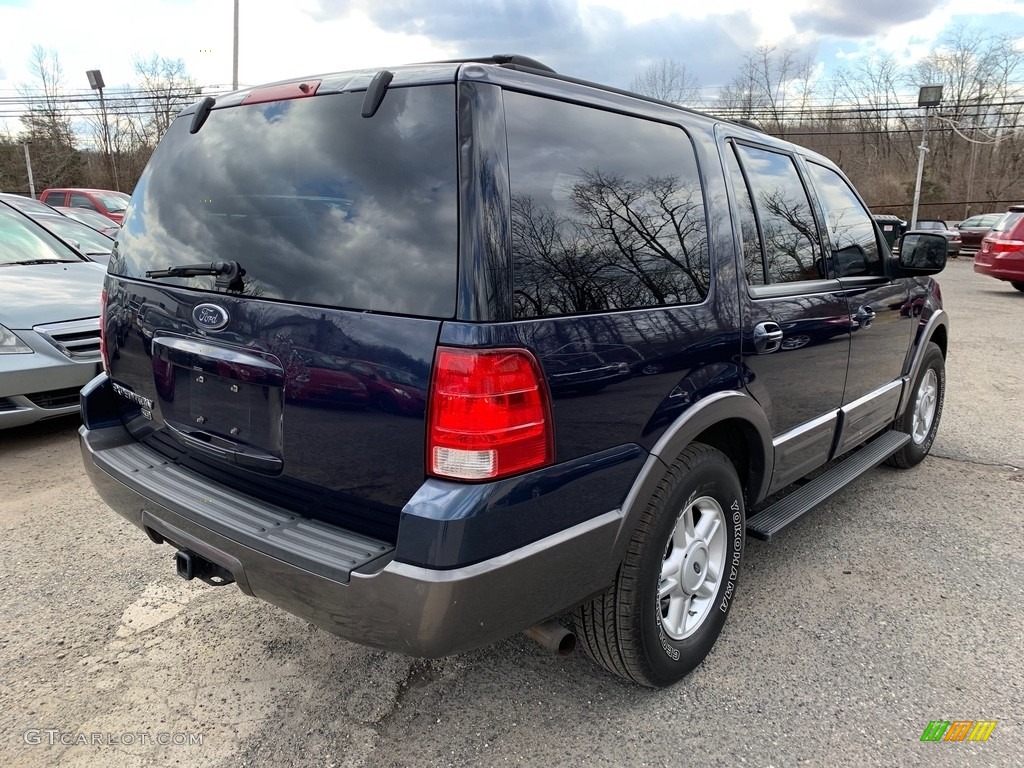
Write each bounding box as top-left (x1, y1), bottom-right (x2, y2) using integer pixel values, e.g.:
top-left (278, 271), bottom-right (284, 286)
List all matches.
top-left (990, 239), bottom-right (1024, 256)
top-left (99, 288), bottom-right (109, 373)
top-left (427, 347), bottom-right (554, 481)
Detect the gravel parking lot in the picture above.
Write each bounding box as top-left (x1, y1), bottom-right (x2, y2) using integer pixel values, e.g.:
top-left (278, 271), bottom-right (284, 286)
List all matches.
top-left (1, 260), bottom-right (1021, 768)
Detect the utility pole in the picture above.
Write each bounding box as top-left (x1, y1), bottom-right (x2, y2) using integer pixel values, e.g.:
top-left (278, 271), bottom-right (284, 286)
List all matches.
top-left (910, 85), bottom-right (943, 231)
top-left (22, 141), bottom-right (36, 198)
top-left (232, 0), bottom-right (239, 90)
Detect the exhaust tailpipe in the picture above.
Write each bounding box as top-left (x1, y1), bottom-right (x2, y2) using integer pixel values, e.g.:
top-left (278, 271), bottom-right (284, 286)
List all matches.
top-left (524, 620), bottom-right (576, 656)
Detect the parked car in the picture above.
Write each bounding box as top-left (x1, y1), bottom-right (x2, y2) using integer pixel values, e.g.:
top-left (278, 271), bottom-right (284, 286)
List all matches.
top-left (55, 206), bottom-right (120, 237)
top-left (0, 205), bottom-right (105, 428)
top-left (1, 197), bottom-right (114, 264)
top-left (21, 211), bottom-right (115, 266)
top-left (79, 54), bottom-right (949, 688)
top-left (955, 213), bottom-right (1002, 252)
top-left (39, 188), bottom-right (130, 223)
top-left (0, 191), bottom-right (63, 217)
top-left (914, 219), bottom-right (962, 257)
top-left (974, 205), bottom-right (1024, 292)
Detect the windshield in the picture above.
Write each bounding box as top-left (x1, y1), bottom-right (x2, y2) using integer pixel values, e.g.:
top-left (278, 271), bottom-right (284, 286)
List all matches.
top-left (35, 215), bottom-right (113, 254)
top-left (1, 195), bottom-right (57, 216)
top-left (95, 192), bottom-right (130, 213)
top-left (110, 84), bottom-right (459, 317)
top-left (57, 207), bottom-right (118, 230)
top-left (0, 207), bottom-right (84, 265)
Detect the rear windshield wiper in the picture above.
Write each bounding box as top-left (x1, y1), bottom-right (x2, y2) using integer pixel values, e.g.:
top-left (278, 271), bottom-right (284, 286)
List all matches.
top-left (146, 260), bottom-right (245, 290)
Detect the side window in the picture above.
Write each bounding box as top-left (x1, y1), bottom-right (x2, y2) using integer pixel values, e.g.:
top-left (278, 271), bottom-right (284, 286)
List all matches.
top-left (70, 193), bottom-right (98, 211)
top-left (725, 144), bottom-right (765, 286)
top-left (504, 91), bottom-right (709, 318)
top-left (806, 163), bottom-right (881, 277)
top-left (735, 144), bottom-right (822, 284)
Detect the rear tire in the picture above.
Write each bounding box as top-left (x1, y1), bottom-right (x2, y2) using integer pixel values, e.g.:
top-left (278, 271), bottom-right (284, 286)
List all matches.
top-left (1011, 282), bottom-right (1024, 292)
top-left (888, 342), bottom-right (945, 468)
top-left (574, 443), bottom-right (744, 687)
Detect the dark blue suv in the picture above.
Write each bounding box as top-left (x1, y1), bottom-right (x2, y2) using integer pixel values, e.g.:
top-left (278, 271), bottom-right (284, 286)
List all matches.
top-left (80, 55), bottom-right (949, 687)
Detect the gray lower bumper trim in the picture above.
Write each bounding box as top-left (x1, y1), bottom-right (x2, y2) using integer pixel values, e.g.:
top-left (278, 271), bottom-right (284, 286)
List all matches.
top-left (81, 425), bottom-right (624, 656)
top-left (91, 440), bottom-right (392, 582)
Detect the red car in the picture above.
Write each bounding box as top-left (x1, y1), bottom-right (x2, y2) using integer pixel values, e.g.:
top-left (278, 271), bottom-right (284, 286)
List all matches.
top-left (39, 188), bottom-right (130, 224)
top-left (975, 205), bottom-right (1024, 292)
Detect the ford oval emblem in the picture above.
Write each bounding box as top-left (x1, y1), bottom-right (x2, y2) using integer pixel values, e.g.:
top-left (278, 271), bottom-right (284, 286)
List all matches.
top-left (193, 303), bottom-right (229, 331)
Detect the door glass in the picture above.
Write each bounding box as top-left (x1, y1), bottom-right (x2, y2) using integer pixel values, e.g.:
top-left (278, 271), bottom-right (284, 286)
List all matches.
top-left (735, 145), bottom-right (822, 284)
top-left (725, 144), bottom-right (765, 285)
top-left (70, 193), bottom-right (98, 211)
top-left (806, 163), bottom-right (881, 277)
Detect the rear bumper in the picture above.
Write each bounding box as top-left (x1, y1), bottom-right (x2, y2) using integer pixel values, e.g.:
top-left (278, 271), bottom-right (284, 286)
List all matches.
top-left (80, 420), bottom-right (628, 656)
top-left (974, 251), bottom-right (1024, 282)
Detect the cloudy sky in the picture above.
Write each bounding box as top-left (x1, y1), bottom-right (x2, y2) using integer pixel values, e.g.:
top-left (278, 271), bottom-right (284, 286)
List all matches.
top-left (1, 0), bottom-right (1023, 107)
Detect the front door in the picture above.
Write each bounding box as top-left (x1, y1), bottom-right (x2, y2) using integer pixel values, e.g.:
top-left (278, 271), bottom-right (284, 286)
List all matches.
top-left (725, 141), bottom-right (850, 491)
top-left (802, 161), bottom-right (910, 455)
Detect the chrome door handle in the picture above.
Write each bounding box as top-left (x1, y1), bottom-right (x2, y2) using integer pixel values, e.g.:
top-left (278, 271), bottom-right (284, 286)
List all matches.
top-left (854, 306), bottom-right (876, 328)
top-left (753, 322), bottom-right (783, 354)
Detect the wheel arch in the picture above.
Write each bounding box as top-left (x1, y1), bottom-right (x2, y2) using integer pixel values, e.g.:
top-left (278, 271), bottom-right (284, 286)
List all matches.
top-left (612, 391), bottom-right (772, 561)
top-left (898, 308), bottom-right (949, 418)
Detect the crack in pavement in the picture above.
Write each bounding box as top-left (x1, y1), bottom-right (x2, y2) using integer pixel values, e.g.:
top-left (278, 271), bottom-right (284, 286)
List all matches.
top-left (930, 451), bottom-right (1022, 472)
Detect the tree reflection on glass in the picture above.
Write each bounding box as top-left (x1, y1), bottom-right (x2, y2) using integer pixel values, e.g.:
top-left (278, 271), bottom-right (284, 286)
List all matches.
top-left (512, 171), bottom-right (709, 318)
top-left (735, 144), bottom-right (822, 284)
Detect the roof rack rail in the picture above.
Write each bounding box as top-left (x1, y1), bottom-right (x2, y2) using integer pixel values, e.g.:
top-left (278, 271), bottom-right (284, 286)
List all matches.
top-left (732, 119), bottom-right (765, 133)
top-left (431, 54), bottom-right (556, 73)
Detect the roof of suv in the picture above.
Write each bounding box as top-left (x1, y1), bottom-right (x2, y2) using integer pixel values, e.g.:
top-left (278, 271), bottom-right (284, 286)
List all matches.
top-left (183, 54), bottom-right (764, 138)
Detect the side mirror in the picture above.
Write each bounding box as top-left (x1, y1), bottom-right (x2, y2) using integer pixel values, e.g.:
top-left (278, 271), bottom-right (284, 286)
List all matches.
top-left (898, 232), bottom-right (947, 275)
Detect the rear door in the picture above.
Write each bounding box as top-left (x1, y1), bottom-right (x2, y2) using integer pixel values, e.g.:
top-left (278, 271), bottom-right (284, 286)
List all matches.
top-left (726, 140), bottom-right (851, 491)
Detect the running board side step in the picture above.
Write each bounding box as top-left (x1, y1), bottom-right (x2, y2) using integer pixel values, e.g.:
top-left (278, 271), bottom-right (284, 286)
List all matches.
top-left (747, 431), bottom-right (911, 541)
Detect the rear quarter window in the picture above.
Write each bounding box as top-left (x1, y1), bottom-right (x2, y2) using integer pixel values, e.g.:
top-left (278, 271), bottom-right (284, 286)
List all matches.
top-left (504, 92), bottom-right (709, 318)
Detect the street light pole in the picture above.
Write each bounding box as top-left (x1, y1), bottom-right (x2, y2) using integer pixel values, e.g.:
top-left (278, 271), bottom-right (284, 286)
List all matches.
top-left (22, 141), bottom-right (36, 198)
top-left (909, 84), bottom-right (943, 231)
top-left (86, 69), bottom-right (120, 191)
top-left (909, 107), bottom-right (931, 231)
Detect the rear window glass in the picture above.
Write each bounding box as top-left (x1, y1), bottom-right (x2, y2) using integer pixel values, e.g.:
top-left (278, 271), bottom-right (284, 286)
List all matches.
top-left (992, 212), bottom-right (1023, 233)
top-left (110, 85), bottom-right (458, 317)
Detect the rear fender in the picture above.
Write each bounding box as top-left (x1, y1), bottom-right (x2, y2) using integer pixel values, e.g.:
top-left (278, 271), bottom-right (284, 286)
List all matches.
top-left (611, 390), bottom-right (773, 561)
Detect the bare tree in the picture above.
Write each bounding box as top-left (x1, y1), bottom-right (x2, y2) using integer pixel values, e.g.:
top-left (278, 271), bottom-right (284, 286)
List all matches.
top-left (78, 55), bottom-right (200, 190)
top-left (630, 59), bottom-right (701, 106)
top-left (17, 45), bottom-right (84, 191)
top-left (132, 55), bottom-right (200, 144)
